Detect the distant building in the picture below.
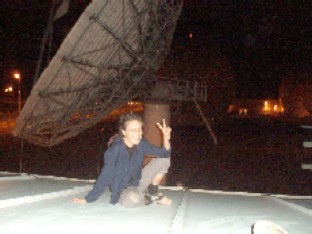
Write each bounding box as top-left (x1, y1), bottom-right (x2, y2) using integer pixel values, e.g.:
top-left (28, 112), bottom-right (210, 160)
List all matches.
top-left (279, 78), bottom-right (311, 119)
top-left (228, 98), bottom-right (284, 117)
top-left (228, 78), bottom-right (312, 119)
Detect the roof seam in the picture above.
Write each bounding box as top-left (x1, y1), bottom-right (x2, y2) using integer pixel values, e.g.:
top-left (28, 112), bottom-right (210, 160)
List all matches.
top-left (168, 189), bottom-right (189, 234)
top-left (268, 196), bottom-right (312, 218)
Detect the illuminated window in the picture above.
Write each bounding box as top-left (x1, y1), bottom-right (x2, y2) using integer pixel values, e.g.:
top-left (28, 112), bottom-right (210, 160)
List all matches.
top-left (263, 101), bottom-right (270, 112)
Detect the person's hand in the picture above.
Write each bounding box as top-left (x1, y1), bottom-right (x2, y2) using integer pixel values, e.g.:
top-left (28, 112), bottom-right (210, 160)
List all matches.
top-left (157, 118), bottom-right (171, 140)
top-left (156, 119), bottom-right (171, 150)
top-left (71, 198), bottom-right (87, 204)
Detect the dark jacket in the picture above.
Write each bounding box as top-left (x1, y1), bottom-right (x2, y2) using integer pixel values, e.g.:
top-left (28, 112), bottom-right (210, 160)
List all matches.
top-left (85, 136), bottom-right (171, 204)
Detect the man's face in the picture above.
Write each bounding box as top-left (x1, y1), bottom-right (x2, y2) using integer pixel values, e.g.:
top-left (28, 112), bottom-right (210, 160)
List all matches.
top-left (122, 120), bottom-right (143, 147)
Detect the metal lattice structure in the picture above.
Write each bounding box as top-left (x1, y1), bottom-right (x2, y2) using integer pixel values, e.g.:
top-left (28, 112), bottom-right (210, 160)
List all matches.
top-left (13, 0), bottom-right (183, 147)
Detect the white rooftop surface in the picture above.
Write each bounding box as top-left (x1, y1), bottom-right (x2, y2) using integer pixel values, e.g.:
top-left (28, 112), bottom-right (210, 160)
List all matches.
top-left (1, 172), bottom-right (312, 234)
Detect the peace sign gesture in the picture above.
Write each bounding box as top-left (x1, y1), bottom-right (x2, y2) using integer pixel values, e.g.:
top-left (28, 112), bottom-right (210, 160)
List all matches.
top-left (156, 118), bottom-right (171, 150)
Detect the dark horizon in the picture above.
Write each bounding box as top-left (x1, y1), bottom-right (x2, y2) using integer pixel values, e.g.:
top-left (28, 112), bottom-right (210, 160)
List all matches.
top-left (0, 2), bottom-right (311, 99)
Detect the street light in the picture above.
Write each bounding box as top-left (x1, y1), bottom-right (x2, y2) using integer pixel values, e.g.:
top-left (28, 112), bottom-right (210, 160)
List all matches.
top-left (13, 71), bottom-right (21, 114)
top-left (13, 71), bottom-right (23, 174)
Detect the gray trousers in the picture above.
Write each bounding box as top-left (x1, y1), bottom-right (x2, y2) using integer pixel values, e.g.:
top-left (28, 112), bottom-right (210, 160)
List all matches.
top-left (119, 157), bottom-right (170, 208)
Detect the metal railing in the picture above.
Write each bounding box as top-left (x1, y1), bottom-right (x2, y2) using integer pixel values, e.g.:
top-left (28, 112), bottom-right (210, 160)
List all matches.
top-left (152, 77), bottom-right (207, 102)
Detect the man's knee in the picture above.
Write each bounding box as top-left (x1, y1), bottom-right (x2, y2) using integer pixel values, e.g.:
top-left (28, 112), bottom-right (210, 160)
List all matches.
top-left (159, 157), bottom-right (171, 173)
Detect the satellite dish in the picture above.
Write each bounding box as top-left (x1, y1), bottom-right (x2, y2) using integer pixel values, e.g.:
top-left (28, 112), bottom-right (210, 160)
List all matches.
top-left (13, 0), bottom-right (183, 147)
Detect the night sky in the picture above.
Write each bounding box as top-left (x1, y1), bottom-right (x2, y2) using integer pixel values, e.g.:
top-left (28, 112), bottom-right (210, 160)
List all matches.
top-left (1, 2), bottom-right (311, 99)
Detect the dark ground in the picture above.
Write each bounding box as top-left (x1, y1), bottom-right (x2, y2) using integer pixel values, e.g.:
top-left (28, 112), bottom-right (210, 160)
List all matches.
top-left (171, 117), bottom-right (312, 195)
top-left (1, 116), bottom-right (312, 196)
